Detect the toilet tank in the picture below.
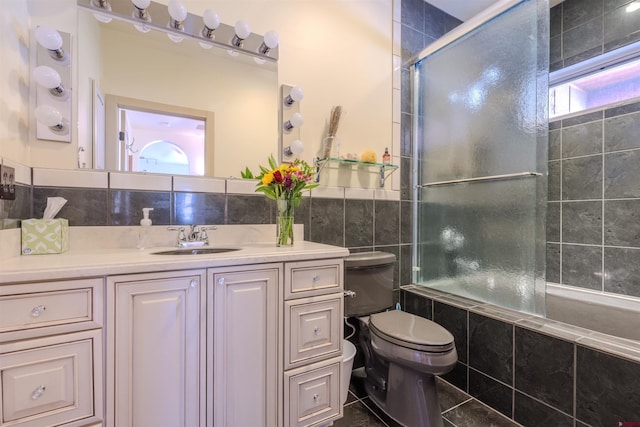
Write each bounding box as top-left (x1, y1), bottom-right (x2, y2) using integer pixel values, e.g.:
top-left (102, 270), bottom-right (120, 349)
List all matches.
top-left (344, 251), bottom-right (396, 317)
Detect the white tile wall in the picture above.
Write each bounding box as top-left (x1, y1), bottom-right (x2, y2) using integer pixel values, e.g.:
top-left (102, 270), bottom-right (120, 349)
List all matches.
top-left (33, 168), bottom-right (108, 188)
top-left (109, 172), bottom-right (171, 191)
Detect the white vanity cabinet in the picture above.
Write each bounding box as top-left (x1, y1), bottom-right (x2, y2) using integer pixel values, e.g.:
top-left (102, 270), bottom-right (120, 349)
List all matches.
top-left (208, 264), bottom-right (281, 427)
top-left (0, 278), bottom-right (104, 427)
top-left (106, 270), bottom-right (206, 427)
top-left (283, 259), bottom-right (344, 427)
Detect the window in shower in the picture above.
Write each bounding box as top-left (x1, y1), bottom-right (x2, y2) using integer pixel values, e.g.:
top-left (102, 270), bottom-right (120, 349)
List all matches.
top-left (549, 41), bottom-right (640, 119)
top-left (412, 0), bottom-right (548, 315)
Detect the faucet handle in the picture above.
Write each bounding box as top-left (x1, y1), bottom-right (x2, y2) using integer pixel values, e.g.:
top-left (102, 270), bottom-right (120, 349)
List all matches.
top-left (199, 226), bottom-right (217, 245)
top-left (167, 226), bottom-right (187, 245)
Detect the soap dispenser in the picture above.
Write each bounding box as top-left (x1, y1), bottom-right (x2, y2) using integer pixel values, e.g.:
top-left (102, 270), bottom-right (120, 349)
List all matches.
top-left (137, 207), bottom-right (154, 249)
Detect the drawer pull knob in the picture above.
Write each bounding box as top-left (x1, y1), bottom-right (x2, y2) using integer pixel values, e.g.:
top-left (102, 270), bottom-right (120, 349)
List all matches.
top-left (190, 280), bottom-right (198, 288)
top-left (312, 275), bottom-right (320, 282)
top-left (218, 278), bottom-right (225, 286)
top-left (31, 385), bottom-right (46, 400)
top-left (31, 305), bottom-right (46, 317)
top-left (313, 393), bottom-right (320, 402)
top-left (314, 327), bottom-right (321, 335)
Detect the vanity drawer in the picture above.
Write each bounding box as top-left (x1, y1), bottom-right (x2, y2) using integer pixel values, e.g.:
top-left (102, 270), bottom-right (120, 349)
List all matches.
top-left (0, 278), bottom-right (103, 341)
top-left (285, 259), bottom-right (343, 300)
top-left (0, 330), bottom-right (100, 427)
top-left (285, 294), bottom-right (342, 369)
top-left (284, 357), bottom-right (342, 427)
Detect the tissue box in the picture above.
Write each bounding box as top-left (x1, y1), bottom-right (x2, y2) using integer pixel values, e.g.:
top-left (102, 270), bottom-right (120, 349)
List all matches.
top-left (21, 219), bottom-right (69, 255)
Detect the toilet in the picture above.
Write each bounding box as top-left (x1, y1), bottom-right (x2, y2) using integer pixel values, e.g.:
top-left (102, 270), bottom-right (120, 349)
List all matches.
top-left (344, 252), bottom-right (457, 427)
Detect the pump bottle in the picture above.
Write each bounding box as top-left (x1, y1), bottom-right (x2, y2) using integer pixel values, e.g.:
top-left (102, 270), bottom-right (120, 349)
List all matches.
top-left (137, 207), bottom-right (154, 249)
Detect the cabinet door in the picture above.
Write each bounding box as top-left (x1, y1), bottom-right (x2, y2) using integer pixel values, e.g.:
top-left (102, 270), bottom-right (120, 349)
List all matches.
top-left (107, 271), bottom-right (205, 427)
top-left (209, 265), bottom-right (281, 427)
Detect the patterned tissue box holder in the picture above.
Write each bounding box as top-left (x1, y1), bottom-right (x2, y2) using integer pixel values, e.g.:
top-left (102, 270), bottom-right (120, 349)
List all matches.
top-left (21, 219), bottom-right (69, 255)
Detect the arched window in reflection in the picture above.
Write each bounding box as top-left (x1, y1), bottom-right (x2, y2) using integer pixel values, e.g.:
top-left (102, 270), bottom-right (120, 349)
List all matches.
top-left (137, 140), bottom-right (190, 175)
top-left (106, 96), bottom-right (211, 175)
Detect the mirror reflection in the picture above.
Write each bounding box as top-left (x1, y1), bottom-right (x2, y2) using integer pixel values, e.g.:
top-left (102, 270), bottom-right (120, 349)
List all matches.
top-left (79, 6), bottom-right (278, 177)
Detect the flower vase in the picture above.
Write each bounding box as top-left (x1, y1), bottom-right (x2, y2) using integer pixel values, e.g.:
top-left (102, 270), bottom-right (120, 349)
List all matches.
top-left (276, 199), bottom-right (294, 246)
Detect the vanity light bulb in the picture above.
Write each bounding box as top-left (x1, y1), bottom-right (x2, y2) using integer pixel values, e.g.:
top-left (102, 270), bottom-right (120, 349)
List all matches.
top-left (263, 31), bottom-right (279, 49)
top-left (285, 86), bottom-right (304, 106)
top-left (35, 105), bottom-right (63, 128)
top-left (203, 9), bottom-right (220, 31)
top-left (234, 20), bottom-right (251, 39)
top-left (35, 26), bottom-right (63, 51)
top-left (91, 0), bottom-right (113, 22)
top-left (33, 66), bottom-right (62, 89)
top-left (168, 0), bottom-right (187, 22)
top-left (131, 0), bottom-right (151, 9)
top-left (290, 112), bottom-right (304, 128)
top-left (284, 112), bottom-right (304, 131)
top-left (290, 139), bottom-right (304, 155)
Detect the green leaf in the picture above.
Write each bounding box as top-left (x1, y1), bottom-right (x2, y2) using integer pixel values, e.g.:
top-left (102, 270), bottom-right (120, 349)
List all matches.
top-left (240, 167), bottom-right (254, 179)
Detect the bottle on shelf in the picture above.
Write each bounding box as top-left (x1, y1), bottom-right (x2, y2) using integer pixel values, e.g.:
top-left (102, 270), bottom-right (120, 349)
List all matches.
top-left (382, 147), bottom-right (391, 165)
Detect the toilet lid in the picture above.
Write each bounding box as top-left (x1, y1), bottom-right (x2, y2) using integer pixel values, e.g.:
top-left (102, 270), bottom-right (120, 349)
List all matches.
top-left (369, 310), bottom-right (455, 353)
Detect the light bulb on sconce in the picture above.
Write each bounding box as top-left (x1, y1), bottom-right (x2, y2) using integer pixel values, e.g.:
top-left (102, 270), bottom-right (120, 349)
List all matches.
top-left (284, 112), bottom-right (304, 131)
top-left (35, 105), bottom-right (65, 131)
top-left (284, 86), bottom-right (304, 107)
top-left (131, 0), bottom-right (151, 32)
top-left (231, 20), bottom-right (250, 47)
top-left (199, 9), bottom-right (220, 49)
top-left (33, 66), bottom-right (65, 96)
top-left (91, 0), bottom-right (113, 23)
top-left (35, 26), bottom-right (65, 60)
top-left (284, 139), bottom-right (304, 157)
top-left (258, 30), bottom-right (279, 55)
top-left (167, 0), bottom-right (187, 42)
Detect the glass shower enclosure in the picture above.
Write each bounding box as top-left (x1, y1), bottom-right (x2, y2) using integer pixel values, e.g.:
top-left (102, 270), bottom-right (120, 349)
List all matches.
top-left (412, 0), bottom-right (549, 315)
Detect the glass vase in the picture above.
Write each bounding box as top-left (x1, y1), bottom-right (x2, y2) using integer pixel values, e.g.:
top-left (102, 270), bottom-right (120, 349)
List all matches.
top-left (276, 199), bottom-right (294, 246)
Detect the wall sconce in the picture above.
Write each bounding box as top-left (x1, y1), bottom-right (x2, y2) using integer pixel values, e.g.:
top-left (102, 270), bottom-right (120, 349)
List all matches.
top-left (35, 26), bottom-right (65, 61)
top-left (33, 66), bottom-right (66, 97)
top-left (231, 20), bottom-right (250, 47)
top-left (131, 0), bottom-right (151, 32)
top-left (167, 0), bottom-right (187, 42)
top-left (259, 31), bottom-right (279, 55)
top-left (91, 0), bottom-right (113, 23)
top-left (78, 0), bottom-right (279, 62)
top-left (34, 27), bottom-right (72, 142)
top-left (284, 86), bottom-right (304, 107)
top-left (279, 84), bottom-right (304, 162)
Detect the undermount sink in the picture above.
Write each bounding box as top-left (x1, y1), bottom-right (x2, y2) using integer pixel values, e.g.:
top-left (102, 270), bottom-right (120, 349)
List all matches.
top-left (152, 248), bottom-right (240, 255)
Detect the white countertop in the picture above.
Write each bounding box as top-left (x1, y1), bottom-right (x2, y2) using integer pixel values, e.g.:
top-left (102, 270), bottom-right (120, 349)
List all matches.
top-left (0, 225), bottom-right (350, 284)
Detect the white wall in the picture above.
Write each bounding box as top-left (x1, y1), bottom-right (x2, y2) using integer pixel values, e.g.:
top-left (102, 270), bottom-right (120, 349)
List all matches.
top-left (0, 1), bottom-right (31, 166)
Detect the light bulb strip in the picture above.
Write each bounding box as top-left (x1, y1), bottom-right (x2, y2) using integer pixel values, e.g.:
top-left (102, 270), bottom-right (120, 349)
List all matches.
top-left (279, 84), bottom-right (303, 163)
top-left (34, 28), bottom-right (72, 142)
top-left (77, 0), bottom-right (279, 62)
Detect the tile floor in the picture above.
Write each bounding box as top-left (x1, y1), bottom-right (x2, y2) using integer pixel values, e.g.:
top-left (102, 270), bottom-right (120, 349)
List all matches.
top-left (335, 369), bottom-right (522, 427)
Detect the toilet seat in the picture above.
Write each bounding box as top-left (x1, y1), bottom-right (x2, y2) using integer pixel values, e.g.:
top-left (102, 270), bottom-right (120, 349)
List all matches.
top-left (369, 310), bottom-right (454, 353)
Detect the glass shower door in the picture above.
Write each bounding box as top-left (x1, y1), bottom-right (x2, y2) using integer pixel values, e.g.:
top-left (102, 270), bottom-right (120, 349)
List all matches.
top-left (413, 0), bottom-right (549, 315)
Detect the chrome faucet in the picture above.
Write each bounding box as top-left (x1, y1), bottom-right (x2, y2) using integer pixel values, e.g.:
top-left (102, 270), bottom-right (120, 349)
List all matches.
top-left (168, 225), bottom-right (217, 247)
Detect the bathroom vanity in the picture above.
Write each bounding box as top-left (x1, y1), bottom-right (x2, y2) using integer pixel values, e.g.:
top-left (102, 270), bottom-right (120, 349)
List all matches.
top-left (0, 226), bottom-right (349, 427)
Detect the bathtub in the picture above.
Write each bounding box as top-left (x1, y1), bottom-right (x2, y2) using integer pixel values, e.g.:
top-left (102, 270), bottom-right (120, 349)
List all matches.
top-left (546, 283), bottom-right (640, 342)
top-left (421, 274), bottom-right (640, 343)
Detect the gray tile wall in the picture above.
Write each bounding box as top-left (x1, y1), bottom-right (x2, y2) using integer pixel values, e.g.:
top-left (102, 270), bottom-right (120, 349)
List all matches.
top-left (551, 0), bottom-right (640, 71)
top-left (547, 100), bottom-right (640, 299)
top-left (402, 288), bottom-right (640, 426)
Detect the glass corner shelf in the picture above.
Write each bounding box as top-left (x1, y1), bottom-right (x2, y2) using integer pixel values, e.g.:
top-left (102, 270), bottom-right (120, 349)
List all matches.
top-left (314, 157), bottom-right (399, 187)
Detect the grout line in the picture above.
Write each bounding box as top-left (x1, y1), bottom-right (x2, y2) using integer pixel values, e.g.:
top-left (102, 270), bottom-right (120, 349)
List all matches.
top-left (359, 397), bottom-right (392, 426)
top-left (440, 397), bottom-right (474, 415)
